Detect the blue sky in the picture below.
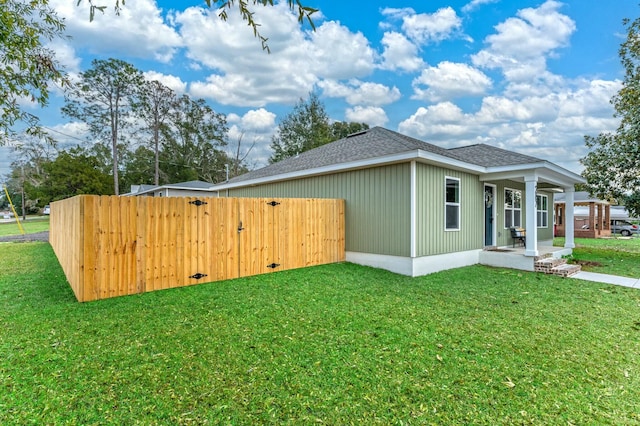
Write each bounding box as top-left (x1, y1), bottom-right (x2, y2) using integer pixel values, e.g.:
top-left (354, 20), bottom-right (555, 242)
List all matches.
top-left (1, 0), bottom-right (637, 181)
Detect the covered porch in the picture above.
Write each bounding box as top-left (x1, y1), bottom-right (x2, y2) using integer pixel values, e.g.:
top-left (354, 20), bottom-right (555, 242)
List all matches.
top-left (554, 192), bottom-right (611, 238)
top-left (480, 164), bottom-right (586, 258)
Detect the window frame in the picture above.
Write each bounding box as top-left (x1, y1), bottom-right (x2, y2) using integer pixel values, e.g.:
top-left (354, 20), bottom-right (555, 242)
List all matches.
top-left (536, 194), bottom-right (548, 228)
top-left (445, 176), bottom-right (461, 231)
top-left (504, 188), bottom-right (522, 229)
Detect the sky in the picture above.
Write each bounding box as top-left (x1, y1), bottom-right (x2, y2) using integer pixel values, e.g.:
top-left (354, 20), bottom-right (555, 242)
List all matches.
top-left (1, 0), bottom-right (638, 182)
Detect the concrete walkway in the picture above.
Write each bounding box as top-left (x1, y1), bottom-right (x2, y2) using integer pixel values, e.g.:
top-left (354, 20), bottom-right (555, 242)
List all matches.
top-left (571, 271), bottom-right (640, 289)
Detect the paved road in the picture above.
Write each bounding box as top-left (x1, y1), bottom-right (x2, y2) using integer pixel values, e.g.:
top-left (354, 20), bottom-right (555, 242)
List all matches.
top-left (0, 231), bottom-right (49, 243)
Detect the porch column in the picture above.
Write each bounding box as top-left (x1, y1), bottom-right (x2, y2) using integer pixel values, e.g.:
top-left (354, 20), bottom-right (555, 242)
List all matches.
top-left (524, 177), bottom-right (538, 257)
top-left (564, 187), bottom-right (575, 248)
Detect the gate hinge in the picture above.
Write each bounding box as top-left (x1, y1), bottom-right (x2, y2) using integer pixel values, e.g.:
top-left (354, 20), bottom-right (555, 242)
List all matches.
top-left (266, 263), bottom-right (280, 269)
top-left (189, 272), bottom-right (208, 280)
top-left (189, 199), bottom-right (208, 206)
top-left (266, 201), bottom-right (280, 207)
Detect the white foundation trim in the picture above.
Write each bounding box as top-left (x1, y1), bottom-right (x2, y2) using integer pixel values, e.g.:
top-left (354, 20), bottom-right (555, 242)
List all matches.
top-left (346, 250), bottom-right (482, 277)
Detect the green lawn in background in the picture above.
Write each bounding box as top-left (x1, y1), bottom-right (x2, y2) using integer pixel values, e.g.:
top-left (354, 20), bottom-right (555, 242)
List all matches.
top-left (0, 217), bottom-right (50, 237)
top-left (555, 236), bottom-right (640, 278)
top-left (1, 242), bottom-right (639, 424)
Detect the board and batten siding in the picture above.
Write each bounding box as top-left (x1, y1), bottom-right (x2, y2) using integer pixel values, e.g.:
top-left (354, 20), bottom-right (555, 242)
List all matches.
top-left (415, 163), bottom-right (483, 256)
top-left (536, 190), bottom-right (554, 242)
top-left (225, 163), bottom-right (412, 257)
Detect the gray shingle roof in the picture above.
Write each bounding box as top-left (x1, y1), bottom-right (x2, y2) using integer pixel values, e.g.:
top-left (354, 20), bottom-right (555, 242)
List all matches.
top-left (446, 143), bottom-right (544, 167)
top-left (164, 180), bottom-right (213, 189)
top-left (226, 126), bottom-right (547, 184)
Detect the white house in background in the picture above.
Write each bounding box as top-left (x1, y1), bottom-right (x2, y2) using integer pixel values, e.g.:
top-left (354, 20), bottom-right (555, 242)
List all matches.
top-left (125, 180), bottom-right (214, 197)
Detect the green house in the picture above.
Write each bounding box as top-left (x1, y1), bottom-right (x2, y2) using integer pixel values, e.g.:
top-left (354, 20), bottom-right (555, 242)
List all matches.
top-left (211, 127), bottom-right (584, 276)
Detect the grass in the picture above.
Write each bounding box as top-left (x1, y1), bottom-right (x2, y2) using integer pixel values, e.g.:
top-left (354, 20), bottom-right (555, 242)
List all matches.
top-left (2, 242), bottom-right (640, 424)
top-left (0, 217), bottom-right (49, 237)
top-left (555, 236), bottom-right (640, 278)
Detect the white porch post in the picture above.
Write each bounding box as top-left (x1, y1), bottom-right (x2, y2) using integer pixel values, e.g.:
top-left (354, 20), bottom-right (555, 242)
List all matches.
top-left (524, 176), bottom-right (538, 257)
top-left (564, 187), bottom-right (575, 248)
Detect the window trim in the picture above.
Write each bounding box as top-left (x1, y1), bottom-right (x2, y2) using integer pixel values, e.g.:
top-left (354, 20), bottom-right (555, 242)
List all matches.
top-left (504, 187), bottom-right (522, 229)
top-left (536, 194), bottom-right (548, 228)
top-left (445, 176), bottom-right (461, 231)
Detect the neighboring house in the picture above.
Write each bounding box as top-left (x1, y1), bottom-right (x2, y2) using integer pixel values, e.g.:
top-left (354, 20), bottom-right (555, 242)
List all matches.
top-left (554, 191), bottom-right (611, 238)
top-left (210, 127), bottom-right (584, 277)
top-left (125, 180), bottom-right (214, 197)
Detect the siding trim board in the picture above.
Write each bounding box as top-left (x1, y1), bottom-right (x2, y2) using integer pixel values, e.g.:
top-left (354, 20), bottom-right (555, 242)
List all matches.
top-left (410, 161), bottom-right (417, 258)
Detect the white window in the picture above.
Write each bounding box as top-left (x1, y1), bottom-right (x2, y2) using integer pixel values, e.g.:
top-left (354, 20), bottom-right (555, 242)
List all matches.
top-left (445, 177), bottom-right (460, 230)
top-left (504, 188), bottom-right (522, 228)
top-left (536, 194), bottom-right (548, 228)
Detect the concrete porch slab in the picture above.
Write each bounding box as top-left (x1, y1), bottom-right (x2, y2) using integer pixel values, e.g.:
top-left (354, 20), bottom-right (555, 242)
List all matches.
top-left (479, 246), bottom-right (572, 272)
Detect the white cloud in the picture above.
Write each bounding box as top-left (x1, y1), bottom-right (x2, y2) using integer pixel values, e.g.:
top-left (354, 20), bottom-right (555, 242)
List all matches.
top-left (379, 31), bottom-right (425, 72)
top-left (177, 3), bottom-right (375, 107)
top-left (462, 0), bottom-right (500, 14)
top-left (402, 7), bottom-right (463, 45)
top-left (412, 61), bottom-right (492, 102)
top-left (226, 109), bottom-right (278, 169)
top-left (345, 106), bottom-right (389, 127)
top-left (471, 0), bottom-right (576, 84)
top-left (46, 40), bottom-right (81, 74)
top-left (50, 0), bottom-right (182, 62)
top-left (44, 122), bottom-right (92, 149)
top-left (318, 80), bottom-right (401, 106)
top-left (143, 71), bottom-right (187, 95)
top-left (228, 108), bottom-right (277, 131)
top-left (398, 76), bottom-right (621, 173)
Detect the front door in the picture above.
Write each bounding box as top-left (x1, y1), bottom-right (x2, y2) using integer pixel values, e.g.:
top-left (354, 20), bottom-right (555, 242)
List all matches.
top-left (484, 185), bottom-right (494, 246)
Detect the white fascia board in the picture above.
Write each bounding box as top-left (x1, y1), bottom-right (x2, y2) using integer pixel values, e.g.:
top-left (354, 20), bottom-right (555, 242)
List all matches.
top-left (212, 149), bottom-right (489, 191)
top-left (481, 162), bottom-right (585, 186)
top-left (416, 150), bottom-right (486, 173)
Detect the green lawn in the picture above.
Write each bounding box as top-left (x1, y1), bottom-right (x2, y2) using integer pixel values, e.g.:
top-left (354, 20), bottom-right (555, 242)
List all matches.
top-left (1, 243), bottom-right (640, 424)
top-left (555, 236), bottom-right (640, 278)
top-left (0, 217), bottom-right (49, 237)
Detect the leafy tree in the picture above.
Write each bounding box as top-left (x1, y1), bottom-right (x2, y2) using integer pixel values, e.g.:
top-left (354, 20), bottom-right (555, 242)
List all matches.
top-left (0, 0), bottom-right (67, 142)
top-left (135, 80), bottom-right (177, 185)
top-left (38, 147), bottom-right (114, 201)
top-left (62, 58), bottom-right (144, 195)
top-left (160, 95), bottom-right (229, 184)
top-left (269, 93), bottom-right (370, 163)
top-left (120, 145), bottom-right (155, 191)
top-left (581, 16), bottom-right (640, 217)
top-left (330, 121), bottom-right (370, 140)
top-left (269, 93), bottom-right (331, 163)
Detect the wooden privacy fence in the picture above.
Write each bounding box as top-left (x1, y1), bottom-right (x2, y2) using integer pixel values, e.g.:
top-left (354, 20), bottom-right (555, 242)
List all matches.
top-left (50, 195), bottom-right (345, 302)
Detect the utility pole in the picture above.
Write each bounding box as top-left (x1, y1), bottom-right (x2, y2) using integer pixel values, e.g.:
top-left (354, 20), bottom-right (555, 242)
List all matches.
top-left (21, 164), bottom-right (25, 221)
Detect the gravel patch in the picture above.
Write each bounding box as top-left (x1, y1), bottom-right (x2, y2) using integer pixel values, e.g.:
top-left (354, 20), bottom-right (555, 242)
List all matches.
top-left (0, 231), bottom-right (49, 243)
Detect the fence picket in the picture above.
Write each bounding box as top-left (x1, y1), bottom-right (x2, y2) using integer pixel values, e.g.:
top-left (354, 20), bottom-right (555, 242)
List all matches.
top-left (50, 195), bottom-right (345, 302)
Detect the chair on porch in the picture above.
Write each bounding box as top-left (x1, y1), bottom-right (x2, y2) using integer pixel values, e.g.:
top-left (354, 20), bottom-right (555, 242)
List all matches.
top-left (510, 227), bottom-right (526, 248)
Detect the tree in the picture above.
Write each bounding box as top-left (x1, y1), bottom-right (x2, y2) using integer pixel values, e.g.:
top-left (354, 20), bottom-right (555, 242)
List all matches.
top-left (581, 15), bottom-right (640, 217)
top-left (62, 58), bottom-right (144, 195)
top-left (228, 131), bottom-right (256, 179)
top-left (160, 95), bottom-right (229, 184)
top-left (330, 121), bottom-right (369, 140)
top-left (269, 93), bottom-right (370, 163)
top-left (135, 80), bottom-right (177, 185)
top-left (269, 93), bottom-right (331, 163)
top-left (0, 0), bottom-right (67, 143)
top-left (38, 147), bottom-right (114, 201)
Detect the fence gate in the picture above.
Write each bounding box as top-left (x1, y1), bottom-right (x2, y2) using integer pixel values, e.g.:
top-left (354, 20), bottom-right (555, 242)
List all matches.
top-left (50, 195), bottom-right (345, 302)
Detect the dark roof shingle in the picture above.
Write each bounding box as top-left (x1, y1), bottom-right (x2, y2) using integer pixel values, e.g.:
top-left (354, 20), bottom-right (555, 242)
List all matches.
top-left (225, 126), bottom-right (547, 184)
